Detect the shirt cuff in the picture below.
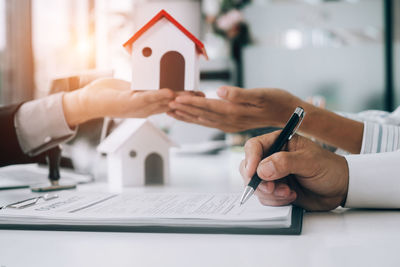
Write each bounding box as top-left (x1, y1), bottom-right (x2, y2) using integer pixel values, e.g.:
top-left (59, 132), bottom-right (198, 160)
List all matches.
top-left (14, 92), bottom-right (77, 156)
top-left (360, 121), bottom-right (400, 154)
top-left (344, 151), bottom-right (400, 208)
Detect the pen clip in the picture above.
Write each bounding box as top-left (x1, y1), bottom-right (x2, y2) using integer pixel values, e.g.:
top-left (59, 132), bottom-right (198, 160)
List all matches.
top-left (288, 107), bottom-right (305, 140)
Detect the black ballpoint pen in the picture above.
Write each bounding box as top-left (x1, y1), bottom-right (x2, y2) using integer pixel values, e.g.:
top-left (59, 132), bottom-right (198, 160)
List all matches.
top-left (239, 107), bottom-right (305, 205)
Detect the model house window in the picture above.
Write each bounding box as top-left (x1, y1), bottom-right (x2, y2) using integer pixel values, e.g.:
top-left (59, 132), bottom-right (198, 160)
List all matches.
top-left (142, 47), bottom-right (152, 57)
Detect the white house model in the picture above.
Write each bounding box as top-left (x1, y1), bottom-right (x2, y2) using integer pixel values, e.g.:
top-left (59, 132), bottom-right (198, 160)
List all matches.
top-left (123, 9), bottom-right (208, 92)
top-left (97, 119), bottom-right (175, 189)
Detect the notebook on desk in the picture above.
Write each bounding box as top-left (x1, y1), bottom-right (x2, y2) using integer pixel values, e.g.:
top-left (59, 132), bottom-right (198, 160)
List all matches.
top-left (0, 191), bottom-right (303, 235)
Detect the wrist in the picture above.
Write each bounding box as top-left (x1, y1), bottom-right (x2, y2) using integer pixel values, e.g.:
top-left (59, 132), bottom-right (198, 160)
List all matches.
top-left (294, 101), bottom-right (319, 133)
top-left (265, 96), bottom-right (307, 128)
top-left (299, 103), bottom-right (363, 153)
top-left (62, 90), bottom-right (91, 127)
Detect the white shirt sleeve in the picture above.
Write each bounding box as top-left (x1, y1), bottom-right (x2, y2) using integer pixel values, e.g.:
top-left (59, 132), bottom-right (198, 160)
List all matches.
top-left (360, 121), bottom-right (400, 153)
top-left (344, 150), bottom-right (400, 208)
top-left (14, 93), bottom-right (77, 156)
top-left (339, 107), bottom-right (400, 154)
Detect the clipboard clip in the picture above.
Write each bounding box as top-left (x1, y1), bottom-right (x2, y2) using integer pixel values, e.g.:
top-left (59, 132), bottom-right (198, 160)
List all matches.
top-left (1, 193), bottom-right (59, 209)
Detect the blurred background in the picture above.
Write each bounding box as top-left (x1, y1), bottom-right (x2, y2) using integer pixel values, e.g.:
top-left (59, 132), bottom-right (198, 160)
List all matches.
top-left (1, 0), bottom-right (399, 109)
top-left (0, 0), bottom-right (399, 175)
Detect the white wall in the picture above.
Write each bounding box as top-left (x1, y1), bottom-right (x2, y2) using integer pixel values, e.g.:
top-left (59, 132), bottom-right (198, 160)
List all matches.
top-left (242, 0), bottom-right (386, 113)
top-left (244, 45), bottom-right (384, 112)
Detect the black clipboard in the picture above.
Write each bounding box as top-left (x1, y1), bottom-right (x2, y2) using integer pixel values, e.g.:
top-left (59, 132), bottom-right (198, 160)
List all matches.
top-left (0, 206), bottom-right (303, 235)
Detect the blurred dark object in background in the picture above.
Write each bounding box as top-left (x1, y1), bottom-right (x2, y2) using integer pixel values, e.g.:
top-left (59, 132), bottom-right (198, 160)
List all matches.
top-left (206, 0), bottom-right (252, 87)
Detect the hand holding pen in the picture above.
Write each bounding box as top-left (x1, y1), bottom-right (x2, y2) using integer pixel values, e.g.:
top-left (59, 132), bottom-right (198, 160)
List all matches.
top-left (240, 107), bottom-right (305, 205)
top-left (239, 114), bottom-right (351, 211)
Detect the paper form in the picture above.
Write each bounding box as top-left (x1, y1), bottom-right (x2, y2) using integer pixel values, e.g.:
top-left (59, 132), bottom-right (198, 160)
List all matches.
top-left (0, 192), bottom-right (292, 227)
top-left (80, 193), bottom-right (290, 220)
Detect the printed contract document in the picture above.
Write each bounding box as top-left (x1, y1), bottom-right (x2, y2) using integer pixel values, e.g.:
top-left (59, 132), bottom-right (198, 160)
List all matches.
top-left (0, 192), bottom-right (294, 231)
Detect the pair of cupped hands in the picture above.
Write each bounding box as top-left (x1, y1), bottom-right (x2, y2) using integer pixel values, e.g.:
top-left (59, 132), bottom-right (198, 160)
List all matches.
top-left (62, 78), bottom-right (203, 127)
top-left (63, 78), bottom-right (349, 211)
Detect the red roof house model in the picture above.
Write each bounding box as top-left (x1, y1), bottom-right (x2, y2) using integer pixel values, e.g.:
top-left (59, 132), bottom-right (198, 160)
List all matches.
top-left (123, 9), bottom-right (208, 60)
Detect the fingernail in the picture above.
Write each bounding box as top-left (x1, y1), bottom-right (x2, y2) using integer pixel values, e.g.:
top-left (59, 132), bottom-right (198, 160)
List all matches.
top-left (259, 161), bottom-right (276, 179)
top-left (275, 188), bottom-right (287, 197)
top-left (265, 182), bottom-right (274, 193)
top-left (217, 87), bottom-right (227, 98)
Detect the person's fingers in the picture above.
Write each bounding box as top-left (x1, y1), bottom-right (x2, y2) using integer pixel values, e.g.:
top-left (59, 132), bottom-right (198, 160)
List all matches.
top-left (193, 91), bottom-right (206, 97)
top-left (256, 181), bottom-right (275, 194)
top-left (255, 182), bottom-right (297, 205)
top-left (169, 101), bottom-right (225, 122)
top-left (175, 111), bottom-right (230, 130)
top-left (169, 101), bottom-right (254, 132)
top-left (151, 88), bottom-right (176, 99)
top-left (167, 108), bottom-right (224, 128)
top-left (146, 100), bottom-right (173, 114)
top-left (123, 99), bottom-right (171, 118)
top-left (175, 110), bottom-right (199, 121)
top-left (174, 95), bottom-right (235, 114)
top-left (253, 131), bottom-right (283, 152)
top-left (244, 131), bottom-right (306, 182)
top-left (258, 198), bottom-right (293, 207)
top-left (167, 110), bottom-right (198, 124)
top-left (273, 183), bottom-right (292, 198)
top-left (138, 93), bottom-right (172, 108)
top-left (240, 164), bottom-right (276, 196)
top-left (133, 89), bottom-right (175, 104)
top-left (197, 116), bottom-right (228, 128)
top-left (167, 110), bottom-right (206, 125)
top-left (175, 90), bottom-right (205, 97)
top-left (128, 90), bottom-right (174, 115)
top-left (256, 150), bottom-right (308, 181)
top-left (217, 86), bottom-right (265, 105)
top-left (243, 138), bottom-right (263, 179)
top-left (254, 182), bottom-right (291, 198)
top-left (166, 111), bottom-right (192, 122)
top-left (244, 131), bottom-right (308, 183)
top-left (243, 135), bottom-right (276, 179)
top-left (257, 190), bottom-right (297, 207)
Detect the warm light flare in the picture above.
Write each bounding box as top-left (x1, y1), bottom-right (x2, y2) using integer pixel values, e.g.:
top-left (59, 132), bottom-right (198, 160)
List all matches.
top-left (76, 39), bottom-right (91, 55)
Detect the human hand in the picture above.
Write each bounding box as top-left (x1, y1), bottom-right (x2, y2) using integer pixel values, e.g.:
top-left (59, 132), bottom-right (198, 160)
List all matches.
top-left (63, 78), bottom-right (203, 127)
top-left (167, 86), bottom-right (304, 132)
top-left (168, 85), bottom-right (364, 154)
top-left (240, 131), bottom-right (349, 211)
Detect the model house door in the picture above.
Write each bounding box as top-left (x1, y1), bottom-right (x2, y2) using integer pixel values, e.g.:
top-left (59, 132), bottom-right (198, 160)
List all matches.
top-left (145, 153), bottom-right (164, 184)
top-left (159, 51), bottom-right (185, 91)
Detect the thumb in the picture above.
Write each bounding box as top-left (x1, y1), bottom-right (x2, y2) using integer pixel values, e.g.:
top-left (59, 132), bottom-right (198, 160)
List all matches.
top-left (217, 86), bottom-right (263, 105)
top-left (256, 151), bottom-right (309, 181)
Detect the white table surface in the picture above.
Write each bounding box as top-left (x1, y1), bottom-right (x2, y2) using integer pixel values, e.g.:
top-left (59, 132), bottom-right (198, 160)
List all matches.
top-left (1, 150), bottom-right (400, 267)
